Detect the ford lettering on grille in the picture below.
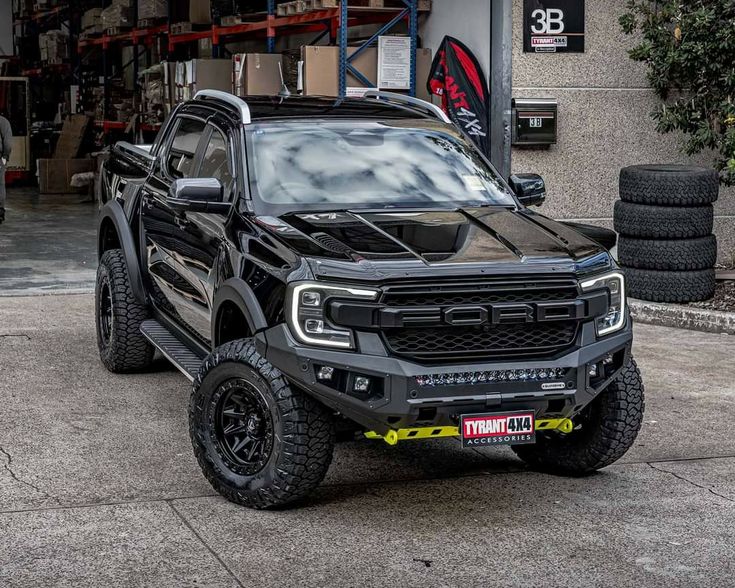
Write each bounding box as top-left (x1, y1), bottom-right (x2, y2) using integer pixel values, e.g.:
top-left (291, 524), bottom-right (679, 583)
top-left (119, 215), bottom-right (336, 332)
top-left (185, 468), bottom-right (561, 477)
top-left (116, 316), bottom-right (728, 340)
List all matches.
top-left (385, 300), bottom-right (585, 328)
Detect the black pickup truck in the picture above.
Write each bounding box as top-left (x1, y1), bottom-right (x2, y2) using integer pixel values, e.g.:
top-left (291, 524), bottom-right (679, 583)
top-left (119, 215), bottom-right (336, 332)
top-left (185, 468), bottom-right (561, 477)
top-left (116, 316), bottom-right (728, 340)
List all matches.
top-left (96, 90), bottom-right (644, 509)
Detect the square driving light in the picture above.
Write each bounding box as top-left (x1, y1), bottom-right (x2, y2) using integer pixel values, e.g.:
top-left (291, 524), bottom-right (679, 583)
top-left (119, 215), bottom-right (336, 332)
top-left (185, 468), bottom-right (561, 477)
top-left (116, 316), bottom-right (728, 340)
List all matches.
top-left (353, 376), bottom-right (371, 393)
top-left (317, 366), bottom-right (334, 381)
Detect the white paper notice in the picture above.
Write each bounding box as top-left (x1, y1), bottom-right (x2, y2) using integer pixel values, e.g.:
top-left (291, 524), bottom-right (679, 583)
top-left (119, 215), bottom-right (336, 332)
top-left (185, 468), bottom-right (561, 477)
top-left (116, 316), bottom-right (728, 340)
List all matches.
top-left (378, 36), bottom-right (411, 90)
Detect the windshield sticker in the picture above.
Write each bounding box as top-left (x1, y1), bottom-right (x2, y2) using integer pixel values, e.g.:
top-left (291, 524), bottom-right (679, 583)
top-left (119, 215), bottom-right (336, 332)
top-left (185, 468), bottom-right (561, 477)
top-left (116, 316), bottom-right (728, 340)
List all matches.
top-left (463, 175), bottom-right (487, 191)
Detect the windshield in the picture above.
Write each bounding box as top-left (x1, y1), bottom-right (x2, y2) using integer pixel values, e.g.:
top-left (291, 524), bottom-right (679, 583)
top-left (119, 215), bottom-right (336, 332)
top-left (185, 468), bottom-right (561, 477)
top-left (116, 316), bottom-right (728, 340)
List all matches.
top-left (246, 120), bottom-right (515, 212)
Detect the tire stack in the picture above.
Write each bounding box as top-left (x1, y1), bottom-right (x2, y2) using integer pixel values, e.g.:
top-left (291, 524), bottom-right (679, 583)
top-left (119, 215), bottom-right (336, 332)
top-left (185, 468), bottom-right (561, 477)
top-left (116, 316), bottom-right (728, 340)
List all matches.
top-left (614, 164), bottom-right (719, 302)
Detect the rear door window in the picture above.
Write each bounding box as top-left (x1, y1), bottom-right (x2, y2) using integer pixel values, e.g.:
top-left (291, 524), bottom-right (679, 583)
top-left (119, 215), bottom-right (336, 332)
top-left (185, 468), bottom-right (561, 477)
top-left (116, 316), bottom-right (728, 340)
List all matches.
top-left (197, 126), bottom-right (234, 194)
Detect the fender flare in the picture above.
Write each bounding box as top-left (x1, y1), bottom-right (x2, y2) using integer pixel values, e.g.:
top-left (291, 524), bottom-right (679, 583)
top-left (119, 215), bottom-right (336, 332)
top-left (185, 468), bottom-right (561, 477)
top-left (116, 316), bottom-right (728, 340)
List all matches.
top-left (211, 278), bottom-right (269, 346)
top-left (98, 200), bottom-right (147, 305)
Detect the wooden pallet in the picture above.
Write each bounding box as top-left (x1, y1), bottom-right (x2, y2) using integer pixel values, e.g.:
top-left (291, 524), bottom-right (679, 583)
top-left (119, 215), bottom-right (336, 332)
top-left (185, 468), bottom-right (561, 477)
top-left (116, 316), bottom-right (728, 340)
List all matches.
top-left (170, 21), bottom-right (193, 35)
top-left (104, 26), bottom-right (133, 36)
top-left (306, 0), bottom-right (339, 10)
top-left (277, 0), bottom-right (429, 16)
top-left (137, 17), bottom-right (166, 29)
top-left (79, 30), bottom-right (102, 41)
top-left (219, 15), bottom-right (243, 26)
top-left (350, 0), bottom-right (431, 9)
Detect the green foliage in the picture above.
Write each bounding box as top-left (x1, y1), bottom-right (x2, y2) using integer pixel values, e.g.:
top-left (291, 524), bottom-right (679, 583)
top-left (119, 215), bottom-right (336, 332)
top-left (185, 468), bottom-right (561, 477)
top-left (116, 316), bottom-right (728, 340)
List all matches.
top-left (620, 0), bottom-right (735, 184)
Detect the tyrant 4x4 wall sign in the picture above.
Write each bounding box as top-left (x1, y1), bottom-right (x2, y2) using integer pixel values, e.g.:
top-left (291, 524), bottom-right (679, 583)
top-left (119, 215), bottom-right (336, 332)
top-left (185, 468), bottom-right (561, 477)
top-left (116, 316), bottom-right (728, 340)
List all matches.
top-left (523, 0), bottom-right (585, 53)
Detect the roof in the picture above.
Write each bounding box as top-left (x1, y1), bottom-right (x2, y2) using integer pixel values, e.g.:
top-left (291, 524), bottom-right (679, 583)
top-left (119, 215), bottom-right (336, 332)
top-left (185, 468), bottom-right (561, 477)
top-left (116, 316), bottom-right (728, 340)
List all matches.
top-left (189, 92), bottom-right (442, 125)
top-left (245, 95), bottom-right (430, 121)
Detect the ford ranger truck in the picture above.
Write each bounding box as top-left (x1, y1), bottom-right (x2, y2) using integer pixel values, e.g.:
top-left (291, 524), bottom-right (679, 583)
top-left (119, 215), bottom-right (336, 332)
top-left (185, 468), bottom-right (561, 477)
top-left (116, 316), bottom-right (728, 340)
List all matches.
top-left (95, 90), bottom-right (644, 509)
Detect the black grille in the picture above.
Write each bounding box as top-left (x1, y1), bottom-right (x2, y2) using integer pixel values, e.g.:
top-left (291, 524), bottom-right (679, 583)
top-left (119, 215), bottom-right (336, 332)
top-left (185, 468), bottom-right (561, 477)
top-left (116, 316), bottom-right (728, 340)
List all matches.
top-left (385, 323), bottom-right (577, 360)
top-left (379, 280), bottom-right (580, 362)
top-left (382, 285), bottom-right (578, 307)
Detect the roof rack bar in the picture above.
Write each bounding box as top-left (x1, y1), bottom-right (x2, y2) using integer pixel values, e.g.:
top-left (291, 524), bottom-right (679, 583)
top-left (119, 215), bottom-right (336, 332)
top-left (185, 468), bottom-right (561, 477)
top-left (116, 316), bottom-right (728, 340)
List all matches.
top-left (193, 90), bottom-right (251, 124)
top-left (363, 90), bottom-right (451, 124)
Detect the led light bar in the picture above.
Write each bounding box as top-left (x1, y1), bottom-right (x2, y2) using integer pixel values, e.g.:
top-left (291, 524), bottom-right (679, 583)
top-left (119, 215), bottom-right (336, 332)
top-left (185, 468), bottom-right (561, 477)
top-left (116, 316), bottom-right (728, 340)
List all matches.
top-left (414, 367), bottom-right (567, 387)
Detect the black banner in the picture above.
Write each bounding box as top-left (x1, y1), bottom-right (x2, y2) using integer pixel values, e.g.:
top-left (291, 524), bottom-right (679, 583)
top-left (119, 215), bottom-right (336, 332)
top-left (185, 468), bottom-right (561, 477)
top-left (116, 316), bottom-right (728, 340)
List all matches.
top-left (523, 0), bottom-right (585, 53)
top-left (427, 36), bottom-right (490, 156)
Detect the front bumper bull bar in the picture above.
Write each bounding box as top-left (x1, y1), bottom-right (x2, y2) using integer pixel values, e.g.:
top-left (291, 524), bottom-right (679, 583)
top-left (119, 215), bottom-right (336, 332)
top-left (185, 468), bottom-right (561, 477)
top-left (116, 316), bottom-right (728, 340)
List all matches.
top-left (260, 319), bottom-right (633, 436)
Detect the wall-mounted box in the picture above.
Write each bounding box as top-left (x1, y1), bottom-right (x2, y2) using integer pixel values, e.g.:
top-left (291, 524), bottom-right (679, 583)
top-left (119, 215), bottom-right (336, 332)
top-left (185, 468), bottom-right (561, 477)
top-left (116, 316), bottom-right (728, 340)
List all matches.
top-left (512, 98), bottom-right (557, 146)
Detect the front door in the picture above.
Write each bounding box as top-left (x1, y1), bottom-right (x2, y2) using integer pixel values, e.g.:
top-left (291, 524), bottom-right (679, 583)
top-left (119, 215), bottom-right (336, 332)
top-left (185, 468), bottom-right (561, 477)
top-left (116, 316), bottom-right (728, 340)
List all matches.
top-left (141, 116), bottom-right (234, 343)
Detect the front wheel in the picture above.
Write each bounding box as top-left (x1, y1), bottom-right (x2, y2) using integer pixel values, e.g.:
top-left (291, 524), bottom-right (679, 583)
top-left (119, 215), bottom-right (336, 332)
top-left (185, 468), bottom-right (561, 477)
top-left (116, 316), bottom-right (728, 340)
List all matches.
top-left (513, 359), bottom-right (644, 475)
top-left (189, 339), bottom-right (335, 509)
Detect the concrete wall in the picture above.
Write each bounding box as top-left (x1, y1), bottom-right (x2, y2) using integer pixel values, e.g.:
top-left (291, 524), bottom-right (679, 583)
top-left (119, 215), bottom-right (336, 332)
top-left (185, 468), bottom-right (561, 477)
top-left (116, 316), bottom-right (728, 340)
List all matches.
top-left (421, 0), bottom-right (491, 82)
top-left (510, 0), bottom-right (734, 264)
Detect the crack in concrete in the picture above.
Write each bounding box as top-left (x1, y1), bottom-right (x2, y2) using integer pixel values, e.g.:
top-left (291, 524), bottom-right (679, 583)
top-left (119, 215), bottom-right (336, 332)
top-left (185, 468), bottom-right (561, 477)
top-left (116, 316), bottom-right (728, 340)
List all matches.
top-left (166, 500), bottom-right (246, 588)
top-left (647, 462), bottom-right (734, 503)
top-left (0, 446), bottom-right (59, 504)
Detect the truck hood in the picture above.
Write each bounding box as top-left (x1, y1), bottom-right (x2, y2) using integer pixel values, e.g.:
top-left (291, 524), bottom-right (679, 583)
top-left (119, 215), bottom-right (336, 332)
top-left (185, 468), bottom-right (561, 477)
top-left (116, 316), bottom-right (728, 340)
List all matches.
top-left (254, 207), bottom-right (612, 282)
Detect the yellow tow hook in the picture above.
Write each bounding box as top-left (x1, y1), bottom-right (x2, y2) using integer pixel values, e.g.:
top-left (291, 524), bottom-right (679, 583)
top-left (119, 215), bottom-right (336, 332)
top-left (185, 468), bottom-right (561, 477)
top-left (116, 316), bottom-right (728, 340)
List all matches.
top-left (536, 418), bottom-right (574, 434)
top-left (365, 418), bottom-right (574, 445)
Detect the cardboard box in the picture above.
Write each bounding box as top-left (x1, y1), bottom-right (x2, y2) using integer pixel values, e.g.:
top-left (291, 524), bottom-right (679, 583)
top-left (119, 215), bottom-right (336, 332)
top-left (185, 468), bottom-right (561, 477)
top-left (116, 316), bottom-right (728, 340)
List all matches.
top-left (301, 45), bottom-right (432, 100)
top-left (137, 0), bottom-right (167, 21)
top-left (177, 59), bottom-right (232, 102)
top-left (81, 8), bottom-right (103, 31)
top-left (233, 53), bottom-right (283, 96)
top-left (37, 159), bottom-right (95, 194)
top-left (53, 114), bottom-right (91, 159)
top-left (189, 0), bottom-right (212, 24)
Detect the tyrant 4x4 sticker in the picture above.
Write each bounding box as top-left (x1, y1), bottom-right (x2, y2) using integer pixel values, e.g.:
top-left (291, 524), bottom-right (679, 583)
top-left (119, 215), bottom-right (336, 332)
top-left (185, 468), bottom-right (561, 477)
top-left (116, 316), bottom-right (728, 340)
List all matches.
top-left (461, 411), bottom-right (535, 447)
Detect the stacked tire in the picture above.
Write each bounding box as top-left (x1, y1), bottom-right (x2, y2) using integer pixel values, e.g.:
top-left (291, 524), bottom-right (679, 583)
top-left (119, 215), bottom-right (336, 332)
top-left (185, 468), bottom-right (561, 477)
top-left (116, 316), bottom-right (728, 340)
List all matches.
top-left (614, 165), bottom-right (718, 302)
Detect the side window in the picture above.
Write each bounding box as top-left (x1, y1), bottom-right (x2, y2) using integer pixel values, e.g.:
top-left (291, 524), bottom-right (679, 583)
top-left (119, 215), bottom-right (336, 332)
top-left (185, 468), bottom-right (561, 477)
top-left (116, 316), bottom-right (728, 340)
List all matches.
top-left (166, 118), bottom-right (206, 179)
top-left (197, 127), bottom-right (234, 194)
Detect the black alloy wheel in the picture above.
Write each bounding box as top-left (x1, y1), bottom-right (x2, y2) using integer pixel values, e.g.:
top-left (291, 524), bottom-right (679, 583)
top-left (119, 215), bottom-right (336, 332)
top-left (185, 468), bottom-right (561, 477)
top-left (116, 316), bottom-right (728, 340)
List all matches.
top-left (190, 339), bottom-right (335, 509)
top-left (214, 378), bottom-right (274, 476)
top-left (98, 277), bottom-right (113, 346)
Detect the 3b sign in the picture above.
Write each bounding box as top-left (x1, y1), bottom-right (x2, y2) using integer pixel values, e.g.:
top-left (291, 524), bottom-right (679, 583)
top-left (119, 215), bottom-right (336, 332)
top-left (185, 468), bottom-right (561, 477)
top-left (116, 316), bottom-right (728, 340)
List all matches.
top-left (530, 8), bottom-right (565, 35)
top-left (523, 0), bottom-right (585, 53)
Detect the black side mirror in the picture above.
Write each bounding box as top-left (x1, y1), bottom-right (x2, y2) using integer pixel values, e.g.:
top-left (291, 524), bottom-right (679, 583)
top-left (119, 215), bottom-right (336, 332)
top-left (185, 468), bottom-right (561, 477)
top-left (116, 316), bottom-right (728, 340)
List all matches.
top-left (167, 178), bottom-right (229, 214)
top-left (509, 173), bottom-right (546, 207)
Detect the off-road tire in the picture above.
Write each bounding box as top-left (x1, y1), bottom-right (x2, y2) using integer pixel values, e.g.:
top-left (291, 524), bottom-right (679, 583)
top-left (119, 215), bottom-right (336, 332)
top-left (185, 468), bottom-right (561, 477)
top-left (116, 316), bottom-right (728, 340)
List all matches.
top-left (512, 359), bottom-right (644, 475)
top-left (613, 201), bottom-right (714, 239)
top-left (618, 235), bottom-right (717, 271)
top-left (189, 339), bottom-right (335, 509)
top-left (624, 267), bottom-right (716, 302)
top-left (619, 165), bottom-right (719, 206)
top-left (95, 249), bottom-right (154, 372)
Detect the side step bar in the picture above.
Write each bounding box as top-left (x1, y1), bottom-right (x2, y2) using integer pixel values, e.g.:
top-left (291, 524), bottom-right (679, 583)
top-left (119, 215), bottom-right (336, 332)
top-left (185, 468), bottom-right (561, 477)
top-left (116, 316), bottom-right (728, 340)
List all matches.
top-left (140, 319), bottom-right (204, 381)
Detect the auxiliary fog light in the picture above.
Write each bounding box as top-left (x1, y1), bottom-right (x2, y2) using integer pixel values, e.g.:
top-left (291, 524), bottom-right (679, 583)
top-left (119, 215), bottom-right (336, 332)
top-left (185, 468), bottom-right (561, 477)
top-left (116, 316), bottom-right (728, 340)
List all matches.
top-left (316, 366), bottom-right (335, 381)
top-left (353, 376), bottom-right (371, 393)
top-left (588, 364), bottom-right (598, 377)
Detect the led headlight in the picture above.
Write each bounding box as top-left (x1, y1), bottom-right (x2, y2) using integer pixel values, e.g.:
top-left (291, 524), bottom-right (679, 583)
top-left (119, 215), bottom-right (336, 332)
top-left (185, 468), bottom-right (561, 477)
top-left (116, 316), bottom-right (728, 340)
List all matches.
top-left (286, 282), bottom-right (378, 349)
top-left (580, 271), bottom-right (626, 336)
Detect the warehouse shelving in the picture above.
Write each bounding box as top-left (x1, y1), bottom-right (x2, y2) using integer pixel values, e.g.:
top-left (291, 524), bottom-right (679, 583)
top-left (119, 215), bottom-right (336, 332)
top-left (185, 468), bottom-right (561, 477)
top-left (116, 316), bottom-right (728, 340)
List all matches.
top-left (14, 0), bottom-right (425, 144)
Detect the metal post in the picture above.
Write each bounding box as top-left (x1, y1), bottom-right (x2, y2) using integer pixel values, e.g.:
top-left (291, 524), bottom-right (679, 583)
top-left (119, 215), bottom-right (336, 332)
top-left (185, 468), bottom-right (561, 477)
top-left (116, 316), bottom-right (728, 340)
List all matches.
top-left (408, 0), bottom-right (417, 97)
top-left (267, 0), bottom-right (276, 53)
top-left (490, 0), bottom-right (512, 179)
top-left (338, 0), bottom-right (348, 97)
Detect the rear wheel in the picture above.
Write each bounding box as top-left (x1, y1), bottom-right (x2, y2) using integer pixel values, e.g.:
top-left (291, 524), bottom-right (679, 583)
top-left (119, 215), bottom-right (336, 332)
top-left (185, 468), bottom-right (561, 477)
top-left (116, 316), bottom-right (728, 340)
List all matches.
top-left (95, 249), bottom-right (154, 372)
top-left (189, 339), bottom-right (335, 509)
top-left (512, 359), bottom-right (644, 475)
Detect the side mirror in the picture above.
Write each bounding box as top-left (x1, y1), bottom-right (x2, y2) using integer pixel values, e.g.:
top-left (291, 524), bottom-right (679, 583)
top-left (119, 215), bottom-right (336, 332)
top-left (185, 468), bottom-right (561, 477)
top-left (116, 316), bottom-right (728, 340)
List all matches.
top-left (509, 173), bottom-right (546, 207)
top-left (167, 178), bottom-right (229, 214)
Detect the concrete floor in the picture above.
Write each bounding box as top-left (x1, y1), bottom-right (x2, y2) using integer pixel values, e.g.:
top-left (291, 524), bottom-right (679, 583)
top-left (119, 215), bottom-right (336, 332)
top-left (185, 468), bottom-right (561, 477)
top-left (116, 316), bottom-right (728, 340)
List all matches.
top-left (0, 188), bottom-right (97, 295)
top-left (0, 293), bottom-right (733, 587)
